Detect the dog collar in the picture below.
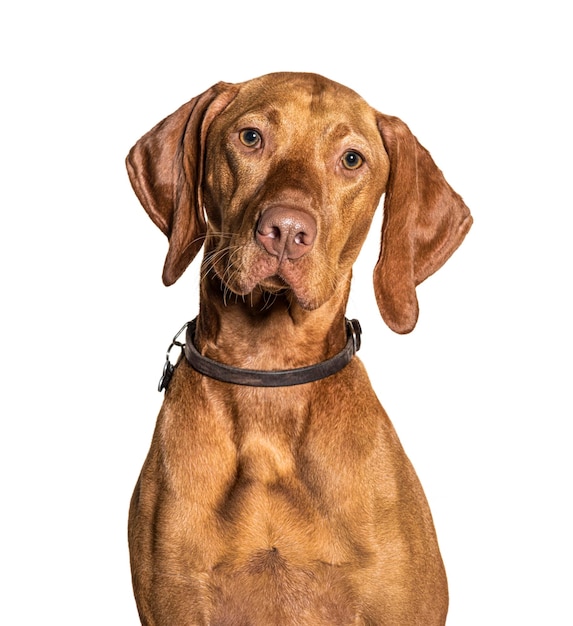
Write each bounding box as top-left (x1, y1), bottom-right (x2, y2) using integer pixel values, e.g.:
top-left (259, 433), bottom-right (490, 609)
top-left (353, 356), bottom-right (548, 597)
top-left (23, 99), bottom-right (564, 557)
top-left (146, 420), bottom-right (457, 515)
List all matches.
top-left (158, 317), bottom-right (361, 390)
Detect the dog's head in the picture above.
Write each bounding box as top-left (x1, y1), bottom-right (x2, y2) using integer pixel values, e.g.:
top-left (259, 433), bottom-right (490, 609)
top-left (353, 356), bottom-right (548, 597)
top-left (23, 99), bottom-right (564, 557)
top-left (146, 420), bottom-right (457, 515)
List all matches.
top-left (127, 72), bottom-right (472, 333)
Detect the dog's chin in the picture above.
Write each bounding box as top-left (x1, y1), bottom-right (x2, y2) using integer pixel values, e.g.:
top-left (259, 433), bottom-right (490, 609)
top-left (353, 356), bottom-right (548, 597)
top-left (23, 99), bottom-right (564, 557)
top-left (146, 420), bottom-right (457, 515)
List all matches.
top-left (222, 275), bottom-right (324, 312)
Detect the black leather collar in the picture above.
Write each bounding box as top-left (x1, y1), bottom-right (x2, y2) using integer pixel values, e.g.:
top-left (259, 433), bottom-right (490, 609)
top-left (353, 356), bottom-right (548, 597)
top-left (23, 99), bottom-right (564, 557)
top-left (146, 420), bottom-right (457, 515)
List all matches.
top-left (178, 317), bottom-right (361, 387)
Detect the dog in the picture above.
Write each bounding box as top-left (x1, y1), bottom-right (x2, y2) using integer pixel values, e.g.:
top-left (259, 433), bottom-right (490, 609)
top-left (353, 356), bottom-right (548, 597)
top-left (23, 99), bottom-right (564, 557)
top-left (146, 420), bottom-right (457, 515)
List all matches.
top-left (126, 71), bottom-right (472, 625)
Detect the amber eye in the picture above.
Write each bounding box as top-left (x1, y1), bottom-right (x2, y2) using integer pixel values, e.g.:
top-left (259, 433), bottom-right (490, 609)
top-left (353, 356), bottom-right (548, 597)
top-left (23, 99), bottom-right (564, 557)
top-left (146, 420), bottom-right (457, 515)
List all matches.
top-left (239, 129), bottom-right (262, 147)
top-left (341, 150), bottom-right (364, 170)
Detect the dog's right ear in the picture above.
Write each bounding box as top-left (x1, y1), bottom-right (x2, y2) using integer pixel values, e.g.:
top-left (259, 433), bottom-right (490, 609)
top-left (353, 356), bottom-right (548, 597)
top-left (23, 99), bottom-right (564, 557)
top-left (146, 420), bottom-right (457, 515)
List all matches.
top-left (126, 82), bottom-right (238, 285)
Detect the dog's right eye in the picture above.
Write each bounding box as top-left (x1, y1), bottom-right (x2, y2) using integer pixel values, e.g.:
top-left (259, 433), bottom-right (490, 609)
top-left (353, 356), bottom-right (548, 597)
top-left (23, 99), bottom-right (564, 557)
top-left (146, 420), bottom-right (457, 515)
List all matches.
top-left (239, 129), bottom-right (262, 147)
top-left (341, 150), bottom-right (364, 170)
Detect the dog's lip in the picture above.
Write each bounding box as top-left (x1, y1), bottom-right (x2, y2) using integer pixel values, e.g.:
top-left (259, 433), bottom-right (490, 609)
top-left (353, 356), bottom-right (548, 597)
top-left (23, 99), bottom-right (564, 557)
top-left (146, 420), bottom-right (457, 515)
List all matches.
top-left (258, 275), bottom-right (289, 292)
top-left (221, 264), bottom-right (318, 309)
top-left (255, 266), bottom-right (320, 310)
top-left (227, 265), bottom-right (291, 295)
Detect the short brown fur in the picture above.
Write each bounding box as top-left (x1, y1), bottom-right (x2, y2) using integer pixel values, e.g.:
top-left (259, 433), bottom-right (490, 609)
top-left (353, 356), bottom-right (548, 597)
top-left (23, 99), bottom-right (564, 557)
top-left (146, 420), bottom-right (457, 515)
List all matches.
top-left (126, 72), bottom-right (472, 625)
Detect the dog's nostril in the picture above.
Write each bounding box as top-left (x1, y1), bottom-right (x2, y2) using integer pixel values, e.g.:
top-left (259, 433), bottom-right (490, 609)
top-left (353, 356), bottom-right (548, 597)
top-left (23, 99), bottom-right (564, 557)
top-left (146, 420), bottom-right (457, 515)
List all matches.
top-left (293, 232), bottom-right (308, 245)
top-left (267, 226), bottom-right (281, 240)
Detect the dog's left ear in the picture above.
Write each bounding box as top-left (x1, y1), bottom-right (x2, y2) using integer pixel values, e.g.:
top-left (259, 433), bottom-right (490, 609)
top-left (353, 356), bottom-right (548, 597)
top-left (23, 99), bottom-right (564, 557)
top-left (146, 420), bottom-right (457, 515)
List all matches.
top-left (126, 82), bottom-right (238, 285)
top-left (374, 113), bottom-right (473, 334)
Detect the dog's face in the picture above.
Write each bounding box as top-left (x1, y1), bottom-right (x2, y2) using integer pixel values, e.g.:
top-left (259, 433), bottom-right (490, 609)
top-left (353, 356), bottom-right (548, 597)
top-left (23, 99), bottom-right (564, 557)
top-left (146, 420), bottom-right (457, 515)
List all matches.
top-left (127, 72), bottom-right (472, 333)
top-left (201, 74), bottom-right (389, 311)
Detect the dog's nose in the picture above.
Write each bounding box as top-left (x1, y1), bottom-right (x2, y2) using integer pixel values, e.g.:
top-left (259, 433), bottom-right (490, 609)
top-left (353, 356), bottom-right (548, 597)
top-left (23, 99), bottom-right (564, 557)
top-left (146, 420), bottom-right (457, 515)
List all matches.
top-left (256, 207), bottom-right (317, 260)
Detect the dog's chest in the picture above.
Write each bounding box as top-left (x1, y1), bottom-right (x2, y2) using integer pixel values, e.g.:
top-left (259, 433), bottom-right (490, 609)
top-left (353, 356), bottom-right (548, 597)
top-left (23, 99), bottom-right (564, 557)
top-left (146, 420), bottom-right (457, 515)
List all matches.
top-left (164, 370), bottom-right (384, 615)
top-left (208, 428), bottom-right (367, 623)
top-left (210, 396), bottom-right (373, 556)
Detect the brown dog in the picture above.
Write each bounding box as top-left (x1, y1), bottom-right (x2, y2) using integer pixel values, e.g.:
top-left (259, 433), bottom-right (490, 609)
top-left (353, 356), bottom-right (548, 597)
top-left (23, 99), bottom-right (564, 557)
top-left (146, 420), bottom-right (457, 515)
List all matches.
top-left (126, 72), bottom-right (472, 625)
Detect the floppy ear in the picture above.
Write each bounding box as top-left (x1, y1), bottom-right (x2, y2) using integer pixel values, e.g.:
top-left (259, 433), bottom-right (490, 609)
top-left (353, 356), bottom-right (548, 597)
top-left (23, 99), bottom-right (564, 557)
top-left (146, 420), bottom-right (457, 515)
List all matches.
top-left (374, 113), bottom-right (473, 334)
top-left (126, 82), bottom-right (238, 285)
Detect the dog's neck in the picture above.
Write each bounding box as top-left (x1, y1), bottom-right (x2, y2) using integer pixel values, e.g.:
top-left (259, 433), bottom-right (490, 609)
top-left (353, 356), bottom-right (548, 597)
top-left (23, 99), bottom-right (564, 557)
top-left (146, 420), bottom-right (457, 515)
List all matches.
top-left (194, 278), bottom-right (351, 372)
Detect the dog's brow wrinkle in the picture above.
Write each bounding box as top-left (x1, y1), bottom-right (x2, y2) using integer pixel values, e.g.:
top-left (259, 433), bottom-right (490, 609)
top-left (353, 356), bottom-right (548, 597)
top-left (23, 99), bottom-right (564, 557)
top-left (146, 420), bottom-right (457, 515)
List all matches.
top-left (331, 123), bottom-right (354, 139)
top-left (266, 108), bottom-right (281, 125)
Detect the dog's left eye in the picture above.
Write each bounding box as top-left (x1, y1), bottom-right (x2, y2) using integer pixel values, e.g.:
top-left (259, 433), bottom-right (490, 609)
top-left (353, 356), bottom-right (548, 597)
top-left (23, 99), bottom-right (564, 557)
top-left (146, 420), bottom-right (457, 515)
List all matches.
top-left (341, 151), bottom-right (364, 170)
top-left (239, 129), bottom-right (262, 147)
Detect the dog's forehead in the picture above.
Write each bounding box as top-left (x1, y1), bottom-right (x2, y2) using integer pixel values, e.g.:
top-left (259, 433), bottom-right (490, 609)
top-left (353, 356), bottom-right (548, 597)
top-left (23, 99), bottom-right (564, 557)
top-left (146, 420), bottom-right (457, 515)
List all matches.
top-left (222, 73), bottom-right (377, 134)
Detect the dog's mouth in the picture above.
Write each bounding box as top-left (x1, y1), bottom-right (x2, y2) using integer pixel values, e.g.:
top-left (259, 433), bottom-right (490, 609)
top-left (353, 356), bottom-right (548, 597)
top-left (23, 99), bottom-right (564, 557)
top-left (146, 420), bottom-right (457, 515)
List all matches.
top-left (207, 244), bottom-right (324, 310)
top-left (258, 276), bottom-right (288, 294)
top-left (257, 275), bottom-right (316, 309)
top-left (238, 267), bottom-right (317, 310)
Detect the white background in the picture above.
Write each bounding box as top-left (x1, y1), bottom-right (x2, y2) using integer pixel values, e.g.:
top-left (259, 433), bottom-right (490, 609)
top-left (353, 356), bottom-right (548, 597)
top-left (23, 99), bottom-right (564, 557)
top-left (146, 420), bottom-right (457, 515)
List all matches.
top-left (1, 1), bottom-right (571, 624)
